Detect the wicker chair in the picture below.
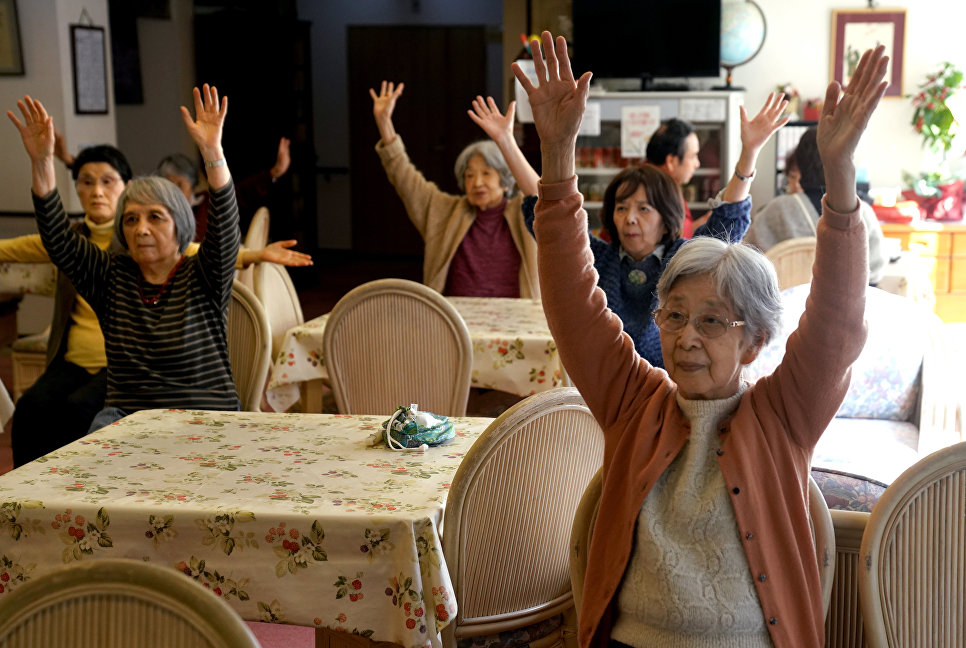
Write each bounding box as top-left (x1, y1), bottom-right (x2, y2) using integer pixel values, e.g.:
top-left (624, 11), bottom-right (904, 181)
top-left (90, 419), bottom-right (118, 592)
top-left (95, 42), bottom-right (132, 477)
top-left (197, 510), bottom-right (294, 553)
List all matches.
top-left (442, 388), bottom-right (604, 648)
top-left (0, 558), bottom-right (261, 647)
top-left (764, 236), bottom-right (817, 290)
top-left (227, 280), bottom-right (271, 412)
top-left (322, 278), bottom-right (471, 416)
top-left (253, 261), bottom-right (304, 363)
top-left (859, 441), bottom-right (966, 647)
top-left (236, 206), bottom-right (270, 291)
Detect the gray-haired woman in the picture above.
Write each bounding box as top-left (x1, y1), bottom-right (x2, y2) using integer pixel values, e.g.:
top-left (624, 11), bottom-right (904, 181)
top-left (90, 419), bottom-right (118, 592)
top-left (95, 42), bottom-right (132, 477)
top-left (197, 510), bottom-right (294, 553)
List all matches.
top-left (9, 84), bottom-right (241, 431)
top-left (516, 31), bottom-right (889, 647)
top-left (369, 81), bottom-right (538, 298)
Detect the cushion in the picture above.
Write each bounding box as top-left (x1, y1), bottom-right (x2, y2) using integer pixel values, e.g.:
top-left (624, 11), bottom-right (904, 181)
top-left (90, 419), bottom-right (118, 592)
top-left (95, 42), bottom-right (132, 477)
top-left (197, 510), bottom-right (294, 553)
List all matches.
top-left (810, 467), bottom-right (887, 513)
top-left (457, 613), bottom-right (564, 648)
top-left (812, 417), bottom-right (920, 486)
top-left (745, 285), bottom-right (926, 422)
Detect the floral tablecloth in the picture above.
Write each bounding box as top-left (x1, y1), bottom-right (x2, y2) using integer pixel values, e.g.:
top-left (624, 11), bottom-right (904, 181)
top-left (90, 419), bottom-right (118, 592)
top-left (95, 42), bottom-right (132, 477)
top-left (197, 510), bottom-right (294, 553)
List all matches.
top-left (0, 409), bottom-right (493, 648)
top-left (266, 297), bottom-right (568, 413)
top-left (0, 262), bottom-right (57, 296)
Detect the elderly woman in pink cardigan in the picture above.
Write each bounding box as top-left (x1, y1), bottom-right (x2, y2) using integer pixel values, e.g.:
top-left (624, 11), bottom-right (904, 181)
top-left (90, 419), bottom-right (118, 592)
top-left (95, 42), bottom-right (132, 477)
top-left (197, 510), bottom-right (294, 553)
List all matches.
top-left (516, 32), bottom-right (888, 648)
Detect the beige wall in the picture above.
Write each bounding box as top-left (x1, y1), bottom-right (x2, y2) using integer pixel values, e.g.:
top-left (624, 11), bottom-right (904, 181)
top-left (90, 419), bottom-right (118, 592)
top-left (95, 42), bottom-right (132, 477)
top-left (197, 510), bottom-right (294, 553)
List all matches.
top-left (0, 0), bottom-right (116, 214)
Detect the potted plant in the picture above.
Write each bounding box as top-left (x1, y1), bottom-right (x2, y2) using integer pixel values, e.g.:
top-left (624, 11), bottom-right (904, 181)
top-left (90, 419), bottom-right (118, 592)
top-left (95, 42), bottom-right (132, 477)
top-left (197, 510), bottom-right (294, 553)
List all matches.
top-left (903, 62), bottom-right (966, 220)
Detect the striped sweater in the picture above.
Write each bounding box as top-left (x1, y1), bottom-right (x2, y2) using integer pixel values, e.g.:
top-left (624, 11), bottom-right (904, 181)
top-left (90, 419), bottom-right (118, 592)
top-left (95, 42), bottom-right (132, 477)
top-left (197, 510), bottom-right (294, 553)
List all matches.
top-left (34, 182), bottom-right (241, 412)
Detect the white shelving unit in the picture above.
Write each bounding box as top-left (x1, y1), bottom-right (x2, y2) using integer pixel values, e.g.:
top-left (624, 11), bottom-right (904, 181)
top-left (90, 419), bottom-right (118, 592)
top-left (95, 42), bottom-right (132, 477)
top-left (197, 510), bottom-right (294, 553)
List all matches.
top-left (572, 90), bottom-right (744, 219)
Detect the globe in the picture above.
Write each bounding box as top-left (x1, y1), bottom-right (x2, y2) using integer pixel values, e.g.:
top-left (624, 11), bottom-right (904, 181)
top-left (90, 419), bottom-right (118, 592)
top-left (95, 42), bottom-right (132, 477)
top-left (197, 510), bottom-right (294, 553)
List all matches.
top-left (719, 0), bottom-right (767, 89)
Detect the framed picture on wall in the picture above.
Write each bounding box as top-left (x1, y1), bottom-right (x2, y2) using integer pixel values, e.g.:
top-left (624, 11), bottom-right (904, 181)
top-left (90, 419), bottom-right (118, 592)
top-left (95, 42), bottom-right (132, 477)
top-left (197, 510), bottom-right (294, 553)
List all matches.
top-left (831, 9), bottom-right (905, 98)
top-left (70, 24), bottom-right (109, 114)
top-left (0, 0), bottom-right (24, 75)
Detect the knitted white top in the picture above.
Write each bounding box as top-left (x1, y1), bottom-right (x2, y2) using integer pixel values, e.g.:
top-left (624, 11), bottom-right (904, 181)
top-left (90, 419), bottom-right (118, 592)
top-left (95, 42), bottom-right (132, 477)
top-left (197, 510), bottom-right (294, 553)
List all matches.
top-left (611, 382), bottom-right (773, 648)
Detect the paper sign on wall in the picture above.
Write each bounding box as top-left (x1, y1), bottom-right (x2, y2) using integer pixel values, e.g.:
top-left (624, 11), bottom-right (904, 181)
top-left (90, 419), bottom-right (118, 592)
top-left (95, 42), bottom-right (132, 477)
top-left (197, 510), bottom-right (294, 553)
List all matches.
top-left (578, 102), bottom-right (601, 136)
top-left (679, 98), bottom-right (726, 122)
top-left (514, 60), bottom-right (537, 123)
top-left (621, 105), bottom-right (661, 158)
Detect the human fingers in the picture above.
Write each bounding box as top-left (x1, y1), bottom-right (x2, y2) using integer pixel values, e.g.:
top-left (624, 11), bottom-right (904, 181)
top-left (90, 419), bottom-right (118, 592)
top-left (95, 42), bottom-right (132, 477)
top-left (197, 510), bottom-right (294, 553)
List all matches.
top-left (191, 86), bottom-right (204, 117)
top-left (530, 36), bottom-right (548, 84)
top-left (6, 110), bottom-right (24, 131)
top-left (554, 34), bottom-right (575, 83)
top-left (541, 32), bottom-right (559, 82)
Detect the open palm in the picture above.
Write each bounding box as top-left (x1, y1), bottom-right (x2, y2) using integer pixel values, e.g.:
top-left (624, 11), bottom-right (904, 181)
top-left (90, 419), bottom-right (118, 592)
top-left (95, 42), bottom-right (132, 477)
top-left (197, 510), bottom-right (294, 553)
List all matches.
top-left (817, 45), bottom-right (889, 164)
top-left (180, 84), bottom-right (227, 154)
top-left (7, 96), bottom-right (55, 161)
top-left (468, 96), bottom-right (515, 142)
top-left (512, 33), bottom-right (591, 147)
top-left (741, 92), bottom-right (790, 153)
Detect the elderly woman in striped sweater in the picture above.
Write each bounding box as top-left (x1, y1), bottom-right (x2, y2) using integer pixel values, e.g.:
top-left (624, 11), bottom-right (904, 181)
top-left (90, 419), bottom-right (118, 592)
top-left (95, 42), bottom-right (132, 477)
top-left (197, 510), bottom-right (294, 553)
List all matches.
top-left (8, 84), bottom-right (242, 431)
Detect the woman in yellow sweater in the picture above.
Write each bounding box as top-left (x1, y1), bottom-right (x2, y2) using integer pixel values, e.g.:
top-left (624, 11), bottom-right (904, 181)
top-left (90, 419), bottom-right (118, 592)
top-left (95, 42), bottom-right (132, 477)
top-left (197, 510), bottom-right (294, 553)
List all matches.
top-left (0, 145), bottom-right (311, 466)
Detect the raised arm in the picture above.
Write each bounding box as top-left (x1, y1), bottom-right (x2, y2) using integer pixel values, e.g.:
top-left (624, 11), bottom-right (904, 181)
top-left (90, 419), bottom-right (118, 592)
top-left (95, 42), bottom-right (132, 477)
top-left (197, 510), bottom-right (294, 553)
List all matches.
top-left (721, 92), bottom-right (790, 203)
top-left (468, 96), bottom-right (539, 196)
top-left (270, 136), bottom-right (291, 181)
top-left (181, 84), bottom-right (230, 191)
top-left (370, 81), bottom-right (404, 144)
top-left (7, 96), bottom-right (57, 197)
top-left (817, 46), bottom-right (889, 212)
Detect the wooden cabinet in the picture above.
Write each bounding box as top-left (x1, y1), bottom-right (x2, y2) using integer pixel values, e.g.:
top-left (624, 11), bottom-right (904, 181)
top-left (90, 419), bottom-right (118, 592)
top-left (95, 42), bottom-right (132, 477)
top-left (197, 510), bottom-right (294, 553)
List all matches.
top-left (572, 90), bottom-right (743, 220)
top-left (882, 222), bottom-right (966, 322)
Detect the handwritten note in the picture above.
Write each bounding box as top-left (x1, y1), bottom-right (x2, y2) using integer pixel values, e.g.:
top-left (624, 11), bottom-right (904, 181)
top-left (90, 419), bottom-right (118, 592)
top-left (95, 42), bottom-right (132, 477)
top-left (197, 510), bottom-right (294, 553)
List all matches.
top-left (620, 105), bottom-right (661, 158)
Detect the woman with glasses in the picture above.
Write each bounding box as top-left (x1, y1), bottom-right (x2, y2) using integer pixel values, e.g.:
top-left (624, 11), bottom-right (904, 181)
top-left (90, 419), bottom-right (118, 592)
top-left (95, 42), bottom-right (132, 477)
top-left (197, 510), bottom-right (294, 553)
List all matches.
top-left (516, 31), bottom-right (887, 647)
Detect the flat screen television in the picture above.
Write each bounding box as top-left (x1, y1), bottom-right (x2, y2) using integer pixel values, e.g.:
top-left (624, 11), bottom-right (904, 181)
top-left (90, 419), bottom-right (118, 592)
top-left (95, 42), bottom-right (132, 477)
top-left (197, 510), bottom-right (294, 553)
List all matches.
top-left (572, 0), bottom-right (722, 89)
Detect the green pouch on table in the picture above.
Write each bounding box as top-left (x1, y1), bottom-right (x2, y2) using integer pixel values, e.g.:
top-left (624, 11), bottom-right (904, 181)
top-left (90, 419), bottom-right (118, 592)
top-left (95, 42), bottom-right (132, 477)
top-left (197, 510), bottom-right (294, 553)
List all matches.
top-left (381, 404), bottom-right (455, 451)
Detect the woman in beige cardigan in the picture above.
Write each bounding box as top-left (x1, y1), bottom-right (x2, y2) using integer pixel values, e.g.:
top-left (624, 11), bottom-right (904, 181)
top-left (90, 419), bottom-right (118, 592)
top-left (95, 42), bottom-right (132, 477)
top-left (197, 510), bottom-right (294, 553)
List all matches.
top-left (370, 81), bottom-right (538, 298)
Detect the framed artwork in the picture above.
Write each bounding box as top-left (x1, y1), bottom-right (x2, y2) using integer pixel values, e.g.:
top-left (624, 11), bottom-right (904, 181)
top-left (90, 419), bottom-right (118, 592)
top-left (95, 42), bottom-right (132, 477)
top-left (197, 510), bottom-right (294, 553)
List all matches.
top-left (70, 24), bottom-right (109, 114)
top-left (831, 9), bottom-right (906, 98)
top-left (0, 0), bottom-right (24, 75)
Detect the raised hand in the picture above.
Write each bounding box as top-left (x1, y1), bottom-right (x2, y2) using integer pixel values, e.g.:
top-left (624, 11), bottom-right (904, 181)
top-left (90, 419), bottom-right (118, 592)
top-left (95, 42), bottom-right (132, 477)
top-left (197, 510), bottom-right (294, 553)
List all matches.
top-left (468, 96), bottom-right (516, 144)
top-left (271, 137), bottom-right (291, 180)
top-left (817, 45), bottom-right (889, 169)
top-left (7, 96), bottom-right (55, 162)
top-left (369, 81), bottom-right (404, 142)
top-left (511, 32), bottom-right (592, 183)
top-left (7, 96), bottom-right (58, 196)
top-left (817, 45), bottom-right (888, 211)
top-left (740, 92), bottom-right (791, 155)
top-left (180, 84), bottom-right (227, 159)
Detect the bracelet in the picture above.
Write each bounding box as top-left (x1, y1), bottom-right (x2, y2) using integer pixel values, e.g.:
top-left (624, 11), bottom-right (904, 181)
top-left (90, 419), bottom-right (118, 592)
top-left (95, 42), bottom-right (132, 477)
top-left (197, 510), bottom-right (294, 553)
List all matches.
top-left (734, 164), bottom-right (756, 181)
top-left (204, 159), bottom-right (226, 168)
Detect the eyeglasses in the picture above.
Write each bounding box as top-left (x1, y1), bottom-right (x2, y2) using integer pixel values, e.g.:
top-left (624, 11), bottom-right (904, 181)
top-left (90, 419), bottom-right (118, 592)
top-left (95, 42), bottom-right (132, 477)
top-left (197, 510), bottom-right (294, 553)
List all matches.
top-left (75, 175), bottom-right (122, 190)
top-left (653, 308), bottom-right (745, 339)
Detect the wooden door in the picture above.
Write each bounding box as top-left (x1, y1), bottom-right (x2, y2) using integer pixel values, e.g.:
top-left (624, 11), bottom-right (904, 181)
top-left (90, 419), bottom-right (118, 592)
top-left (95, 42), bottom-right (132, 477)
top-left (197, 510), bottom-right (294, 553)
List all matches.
top-left (347, 26), bottom-right (488, 256)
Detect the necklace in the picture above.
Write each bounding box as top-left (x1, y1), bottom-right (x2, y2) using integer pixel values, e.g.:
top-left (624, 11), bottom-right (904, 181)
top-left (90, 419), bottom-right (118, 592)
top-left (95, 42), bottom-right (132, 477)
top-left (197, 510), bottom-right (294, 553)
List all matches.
top-left (138, 255), bottom-right (185, 306)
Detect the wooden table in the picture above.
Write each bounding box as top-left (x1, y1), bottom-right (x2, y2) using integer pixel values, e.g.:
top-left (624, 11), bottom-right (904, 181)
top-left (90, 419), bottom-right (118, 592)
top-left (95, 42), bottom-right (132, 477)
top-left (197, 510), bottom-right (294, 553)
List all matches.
top-left (0, 409), bottom-right (494, 648)
top-left (266, 297), bottom-right (568, 413)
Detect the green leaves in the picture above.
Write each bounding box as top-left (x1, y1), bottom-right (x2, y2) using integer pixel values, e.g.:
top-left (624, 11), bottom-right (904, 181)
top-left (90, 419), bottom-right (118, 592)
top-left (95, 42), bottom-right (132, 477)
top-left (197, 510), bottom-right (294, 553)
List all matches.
top-left (910, 61), bottom-right (964, 154)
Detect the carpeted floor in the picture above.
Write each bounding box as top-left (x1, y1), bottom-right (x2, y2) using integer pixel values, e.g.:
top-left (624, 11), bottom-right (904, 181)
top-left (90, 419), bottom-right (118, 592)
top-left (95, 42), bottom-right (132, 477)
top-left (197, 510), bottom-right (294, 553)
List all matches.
top-left (247, 621), bottom-right (315, 647)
